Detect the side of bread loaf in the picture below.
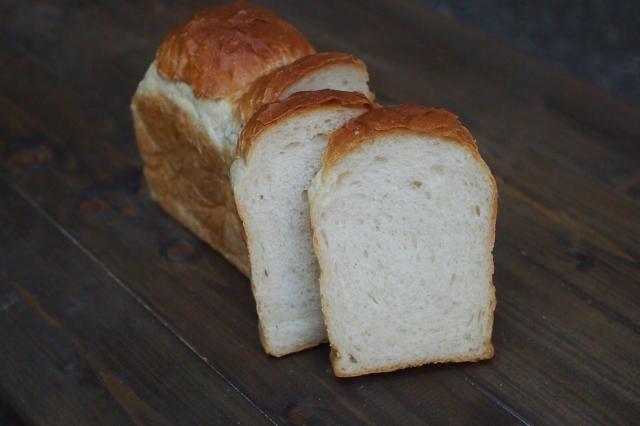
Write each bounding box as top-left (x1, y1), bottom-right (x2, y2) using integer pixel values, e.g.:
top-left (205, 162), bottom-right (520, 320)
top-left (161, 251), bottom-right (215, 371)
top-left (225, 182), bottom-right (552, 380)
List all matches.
top-left (309, 105), bottom-right (497, 376)
top-left (132, 2), bottom-right (314, 275)
top-left (132, 64), bottom-right (250, 272)
top-left (231, 90), bottom-right (374, 356)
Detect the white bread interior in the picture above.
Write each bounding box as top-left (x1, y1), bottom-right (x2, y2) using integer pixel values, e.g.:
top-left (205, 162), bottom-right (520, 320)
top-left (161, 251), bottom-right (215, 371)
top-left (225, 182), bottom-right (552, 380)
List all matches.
top-left (231, 105), bottom-right (369, 356)
top-left (309, 133), bottom-right (496, 376)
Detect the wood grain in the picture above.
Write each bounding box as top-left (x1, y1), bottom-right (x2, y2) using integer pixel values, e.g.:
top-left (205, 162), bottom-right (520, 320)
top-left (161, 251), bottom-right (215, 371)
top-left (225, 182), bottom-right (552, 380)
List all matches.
top-left (0, 181), bottom-right (270, 425)
top-left (0, 0), bottom-right (638, 424)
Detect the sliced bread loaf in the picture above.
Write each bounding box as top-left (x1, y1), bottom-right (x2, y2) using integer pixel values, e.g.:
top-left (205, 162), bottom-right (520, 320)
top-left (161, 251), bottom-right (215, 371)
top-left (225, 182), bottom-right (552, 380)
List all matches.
top-left (308, 105), bottom-right (497, 376)
top-left (231, 90), bottom-right (374, 356)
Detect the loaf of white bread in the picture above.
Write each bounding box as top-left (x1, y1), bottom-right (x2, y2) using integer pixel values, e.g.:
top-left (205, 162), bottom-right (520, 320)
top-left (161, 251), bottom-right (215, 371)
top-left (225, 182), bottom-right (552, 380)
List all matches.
top-left (132, 1), bottom-right (497, 375)
top-left (131, 2), bottom-right (372, 276)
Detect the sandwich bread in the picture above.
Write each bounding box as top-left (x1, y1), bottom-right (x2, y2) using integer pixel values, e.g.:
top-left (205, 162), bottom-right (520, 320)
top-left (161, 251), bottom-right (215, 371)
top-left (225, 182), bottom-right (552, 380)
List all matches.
top-left (231, 90), bottom-right (374, 356)
top-left (308, 105), bottom-right (497, 376)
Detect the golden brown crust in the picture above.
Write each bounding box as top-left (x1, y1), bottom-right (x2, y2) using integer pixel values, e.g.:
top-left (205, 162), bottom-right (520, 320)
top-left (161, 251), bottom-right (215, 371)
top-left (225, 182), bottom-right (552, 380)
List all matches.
top-left (132, 91), bottom-right (250, 275)
top-left (264, 337), bottom-right (329, 358)
top-left (485, 177), bottom-right (499, 356)
top-left (238, 52), bottom-right (368, 120)
top-left (156, 1), bottom-right (315, 100)
top-left (237, 89), bottom-right (374, 160)
top-left (324, 104), bottom-right (479, 176)
top-left (331, 345), bottom-right (494, 378)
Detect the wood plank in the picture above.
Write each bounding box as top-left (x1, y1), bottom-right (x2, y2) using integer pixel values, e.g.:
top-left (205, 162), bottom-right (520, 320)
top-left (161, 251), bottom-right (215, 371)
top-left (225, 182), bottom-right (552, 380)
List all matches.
top-left (0, 3), bottom-right (521, 424)
top-left (1, 0), bottom-right (639, 423)
top-left (0, 180), bottom-right (270, 425)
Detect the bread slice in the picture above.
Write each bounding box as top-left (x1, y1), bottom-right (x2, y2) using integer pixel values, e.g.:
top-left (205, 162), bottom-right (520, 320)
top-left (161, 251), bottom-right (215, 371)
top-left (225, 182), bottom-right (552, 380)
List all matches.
top-left (308, 105), bottom-right (497, 376)
top-left (131, 3), bottom-right (372, 275)
top-left (239, 52), bottom-right (372, 121)
top-left (230, 90), bottom-right (374, 356)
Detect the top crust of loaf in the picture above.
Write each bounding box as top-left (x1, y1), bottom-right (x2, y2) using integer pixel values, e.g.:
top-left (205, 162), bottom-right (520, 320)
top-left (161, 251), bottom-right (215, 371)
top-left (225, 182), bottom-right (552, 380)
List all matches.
top-left (324, 105), bottom-right (478, 176)
top-left (238, 52), bottom-right (368, 119)
top-left (156, 1), bottom-right (315, 100)
top-left (237, 89), bottom-right (374, 159)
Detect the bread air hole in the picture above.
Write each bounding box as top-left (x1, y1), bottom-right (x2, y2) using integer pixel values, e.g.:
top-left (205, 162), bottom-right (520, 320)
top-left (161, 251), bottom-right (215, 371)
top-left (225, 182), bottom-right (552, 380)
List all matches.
top-left (348, 353), bottom-right (358, 363)
top-left (374, 155), bottom-right (387, 163)
top-left (367, 292), bottom-right (379, 304)
top-left (474, 205), bottom-right (481, 216)
top-left (411, 180), bottom-right (423, 188)
top-left (432, 164), bottom-right (445, 175)
top-left (312, 133), bottom-right (328, 143)
top-left (335, 171), bottom-right (351, 188)
top-left (281, 141), bottom-right (301, 152)
top-left (341, 79), bottom-right (349, 86)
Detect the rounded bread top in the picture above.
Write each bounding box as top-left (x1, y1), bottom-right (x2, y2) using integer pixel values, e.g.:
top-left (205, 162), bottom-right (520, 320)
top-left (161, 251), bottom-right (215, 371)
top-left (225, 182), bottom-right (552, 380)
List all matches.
top-left (238, 89), bottom-right (374, 159)
top-left (324, 104), bottom-right (478, 174)
top-left (156, 1), bottom-right (315, 100)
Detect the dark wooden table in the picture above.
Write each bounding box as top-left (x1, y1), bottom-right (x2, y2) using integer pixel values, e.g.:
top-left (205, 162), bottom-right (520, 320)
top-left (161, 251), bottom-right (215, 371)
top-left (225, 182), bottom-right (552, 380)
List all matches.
top-left (1, 1), bottom-right (638, 424)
